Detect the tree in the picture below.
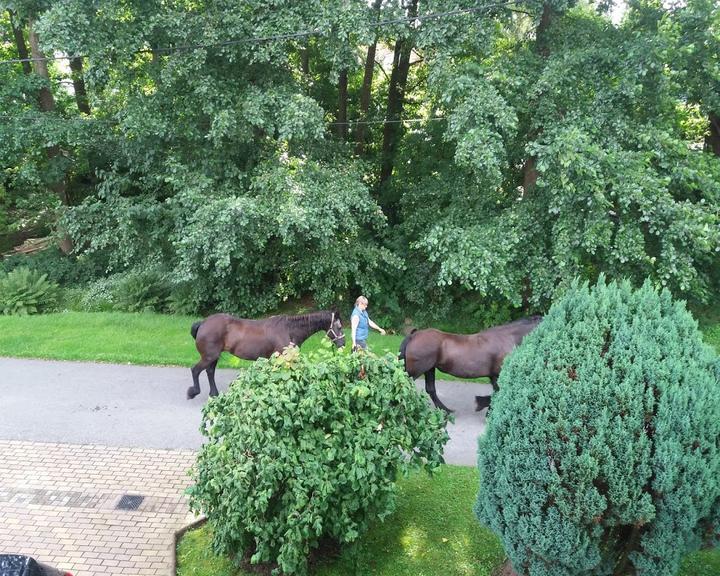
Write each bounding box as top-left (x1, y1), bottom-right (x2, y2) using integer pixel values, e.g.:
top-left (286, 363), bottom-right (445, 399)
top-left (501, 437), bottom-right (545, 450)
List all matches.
top-left (403, 0), bottom-right (720, 309)
top-left (476, 277), bottom-right (720, 576)
top-left (2, 0), bottom-right (718, 318)
top-left (379, 0), bottom-right (418, 217)
top-left (665, 0), bottom-right (720, 156)
top-left (355, 0), bottom-right (384, 155)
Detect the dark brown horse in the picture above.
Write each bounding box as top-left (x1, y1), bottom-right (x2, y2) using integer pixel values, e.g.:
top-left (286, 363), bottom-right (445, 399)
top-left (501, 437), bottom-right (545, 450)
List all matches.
top-left (188, 310), bottom-right (345, 399)
top-left (399, 316), bottom-right (542, 412)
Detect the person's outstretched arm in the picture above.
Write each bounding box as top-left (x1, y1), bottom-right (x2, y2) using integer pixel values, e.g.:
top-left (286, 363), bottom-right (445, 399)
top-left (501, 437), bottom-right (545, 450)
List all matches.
top-left (368, 318), bottom-right (386, 335)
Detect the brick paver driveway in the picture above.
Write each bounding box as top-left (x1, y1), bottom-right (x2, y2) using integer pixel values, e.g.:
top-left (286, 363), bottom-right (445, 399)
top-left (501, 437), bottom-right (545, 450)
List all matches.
top-left (0, 441), bottom-right (196, 576)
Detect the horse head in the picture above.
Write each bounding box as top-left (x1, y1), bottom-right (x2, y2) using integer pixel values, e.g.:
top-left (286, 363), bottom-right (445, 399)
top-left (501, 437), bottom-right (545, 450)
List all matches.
top-left (326, 309), bottom-right (346, 348)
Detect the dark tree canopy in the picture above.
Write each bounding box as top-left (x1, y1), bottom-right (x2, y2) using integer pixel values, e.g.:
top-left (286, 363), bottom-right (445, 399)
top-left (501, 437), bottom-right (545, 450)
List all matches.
top-left (1, 0), bottom-right (718, 317)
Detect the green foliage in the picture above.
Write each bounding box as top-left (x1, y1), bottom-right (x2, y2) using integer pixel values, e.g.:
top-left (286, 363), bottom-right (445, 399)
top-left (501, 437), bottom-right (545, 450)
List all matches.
top-left (111, 268), bottom-right (171, 313)
top-left (178, 466), bottom-right (506, 576)
top-left (78, 275), bottom-right (118, 312)
top-left (2, 0), bottom-right (719, 315)
top-left (476, 277), bottom-right (720, 576)
top-left (75, 268), bottom-right (171, 313)
top-left (0, 248), bottom-right (106, 286)
top-left (178, 466), bottom-right (720, 576)
top-left (167, 153), bottom-right (397, 315)
top-left (188, 347), bottom-right (449, 576)
top-left (0, 266), bottom-right (59, 315)
top-left (407, 5), bottom-right (720, 308)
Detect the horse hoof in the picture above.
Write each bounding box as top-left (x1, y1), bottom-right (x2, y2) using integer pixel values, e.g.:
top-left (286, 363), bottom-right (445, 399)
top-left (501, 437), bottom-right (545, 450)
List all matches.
top-left (209, 390), bottom-right (219, 398)
top-left (475, 395), bottom-right (492, 412)
top-left (187, 387), bottom-right (200, 400)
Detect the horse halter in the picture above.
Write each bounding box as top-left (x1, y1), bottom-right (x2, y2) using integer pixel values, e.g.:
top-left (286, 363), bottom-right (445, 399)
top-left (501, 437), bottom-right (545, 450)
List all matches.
top-left (326, 312), bottom-right (345, 344)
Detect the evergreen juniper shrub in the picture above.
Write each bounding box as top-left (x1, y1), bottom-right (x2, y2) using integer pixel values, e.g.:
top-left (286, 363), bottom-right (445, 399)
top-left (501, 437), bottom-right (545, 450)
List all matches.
top-left (188, 346), bottom-right (450, 576)
top-left (476, 277), bottom-right (720, 576)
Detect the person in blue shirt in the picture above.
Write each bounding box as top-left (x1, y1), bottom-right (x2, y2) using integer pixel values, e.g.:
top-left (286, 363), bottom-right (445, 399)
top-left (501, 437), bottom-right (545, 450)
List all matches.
top-left (351, 295), bottom-right (386, 351)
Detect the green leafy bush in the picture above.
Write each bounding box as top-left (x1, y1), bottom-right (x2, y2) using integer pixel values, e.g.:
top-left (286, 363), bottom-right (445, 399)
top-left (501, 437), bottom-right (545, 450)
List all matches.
top-left (76, 270), bottom-right (170, 313)
top-left (0, 248), bottom-right (107, 286)
top-left (111, 268), bottom-right (170, 313)
top-left (78, 275), bottom-right (118, 312)
top-left (188, 347), bottom-right (449, 575)
top-left (0, 266), bottom-right (59, 315)
top-left (475, 278), bottom-right (720, 576)
top-left (56, 286), bottom-right (86, 312)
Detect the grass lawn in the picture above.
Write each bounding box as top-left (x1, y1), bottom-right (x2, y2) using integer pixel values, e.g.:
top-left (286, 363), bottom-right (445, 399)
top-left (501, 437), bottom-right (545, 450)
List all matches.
top-left (0, 311), bottom-right (404, 368)
top-left (1, 308), bottom-right (716, 371)
top-left (176, 465), bottom-right (720, 576)
top-left (176, 466), bottom-right (505, 576)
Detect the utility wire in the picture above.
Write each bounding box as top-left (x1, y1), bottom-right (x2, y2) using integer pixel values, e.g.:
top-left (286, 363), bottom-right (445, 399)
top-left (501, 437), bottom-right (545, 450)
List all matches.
top-left (0, 2), bottom-right (522, 66)
top-left (0, 111), bottom-right (447, 127)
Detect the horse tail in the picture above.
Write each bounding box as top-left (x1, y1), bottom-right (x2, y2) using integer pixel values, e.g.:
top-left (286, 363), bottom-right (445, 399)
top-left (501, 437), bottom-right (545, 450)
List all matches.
top-left (398, 328), bottom-right (418, 364)
top-left (190, 321), bottom-right (203, 340)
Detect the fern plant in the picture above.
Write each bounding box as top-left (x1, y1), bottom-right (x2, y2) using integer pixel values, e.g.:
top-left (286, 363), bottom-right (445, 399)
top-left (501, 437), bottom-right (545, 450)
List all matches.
top-left (0, 267), bottom-right (59, 315)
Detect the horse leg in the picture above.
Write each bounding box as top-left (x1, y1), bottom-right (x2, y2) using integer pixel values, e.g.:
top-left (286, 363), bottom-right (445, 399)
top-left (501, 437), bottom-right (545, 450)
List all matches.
top-left (188, 358), bottom-right (214, 399)
top-left (474, 374), bottom-right (500, 415)
top-left (480, 374), bottom-right (500, 416)
top-left (425, 368), bottom-right (452, 413)
top-left (207, 359), bottom-right (220, 397)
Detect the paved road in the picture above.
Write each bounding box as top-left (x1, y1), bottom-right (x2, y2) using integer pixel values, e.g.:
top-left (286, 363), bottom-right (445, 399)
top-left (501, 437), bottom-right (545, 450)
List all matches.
top-left (0, 357), bottom-right (491, 465)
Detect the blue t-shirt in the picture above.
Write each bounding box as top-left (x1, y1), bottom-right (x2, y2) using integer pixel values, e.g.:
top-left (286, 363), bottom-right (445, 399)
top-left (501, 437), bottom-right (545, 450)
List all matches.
top-left (351, 306), bottom-right (369, 341)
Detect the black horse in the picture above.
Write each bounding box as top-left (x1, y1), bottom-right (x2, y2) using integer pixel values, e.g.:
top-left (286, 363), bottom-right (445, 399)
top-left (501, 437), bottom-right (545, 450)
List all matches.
top-left (399, 316), bottom-right (542, 412)
top-left (188, 310), bottom-right (345, 399)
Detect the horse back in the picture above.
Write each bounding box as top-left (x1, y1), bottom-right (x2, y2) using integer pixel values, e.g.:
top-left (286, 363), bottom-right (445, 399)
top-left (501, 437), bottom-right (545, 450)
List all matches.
top-left (194, 314), bottom-right (267, 359)
top-left (488, 315), bottom-right (541, 345)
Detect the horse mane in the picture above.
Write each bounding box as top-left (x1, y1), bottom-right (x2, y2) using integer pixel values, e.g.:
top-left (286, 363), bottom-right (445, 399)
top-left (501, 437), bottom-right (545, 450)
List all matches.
top-left (271, 310), bottom-right (334, 327)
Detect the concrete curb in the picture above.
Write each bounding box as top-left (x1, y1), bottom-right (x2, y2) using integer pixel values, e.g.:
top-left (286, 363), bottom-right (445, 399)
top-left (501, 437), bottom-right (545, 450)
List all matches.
top-left (170, 515), bottom-right (207, 575)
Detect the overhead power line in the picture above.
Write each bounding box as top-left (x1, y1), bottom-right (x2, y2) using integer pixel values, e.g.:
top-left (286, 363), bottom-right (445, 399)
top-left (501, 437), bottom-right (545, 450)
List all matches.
top-left (0, 111), bottom-right (448, 128)
top-left (0, 2), bottom-right (523, 66)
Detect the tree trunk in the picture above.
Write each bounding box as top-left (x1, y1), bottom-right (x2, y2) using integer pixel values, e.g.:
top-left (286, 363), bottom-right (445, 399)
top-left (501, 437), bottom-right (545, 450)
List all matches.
top-left (28, 17), bottom-right (73, 254)
top-left (69, 57), bottom-right (91, 114)
top-left (8, 10), bottom-right (32, 75)
top-left (536, 2), bottom-right (555, 57)
top-left (355, 0), bottom-right (383, 155)
top-left (522, 155), bottom-right (537, 194)
top-left (493, 559), bottom-right (520, 576)
top-left (379, 0), bottom-right (418, 214)
top-left (27, 20), bottom-right (56, 112)
top-left (337, 69), bottom-right (348, 139)
top-left (705, 112), bottom-right (720, 157)
top-left (522, 4), bottom-right (556, 195)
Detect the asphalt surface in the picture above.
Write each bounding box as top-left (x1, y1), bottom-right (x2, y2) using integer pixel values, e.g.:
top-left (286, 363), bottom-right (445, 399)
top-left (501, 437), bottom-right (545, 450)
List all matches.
top-left (0, 357), bottom-right (491, 466)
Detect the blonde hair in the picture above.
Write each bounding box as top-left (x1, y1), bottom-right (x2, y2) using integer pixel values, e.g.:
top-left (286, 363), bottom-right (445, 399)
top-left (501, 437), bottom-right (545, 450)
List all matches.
top-left (355, 295), bottom-right (368, 306)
